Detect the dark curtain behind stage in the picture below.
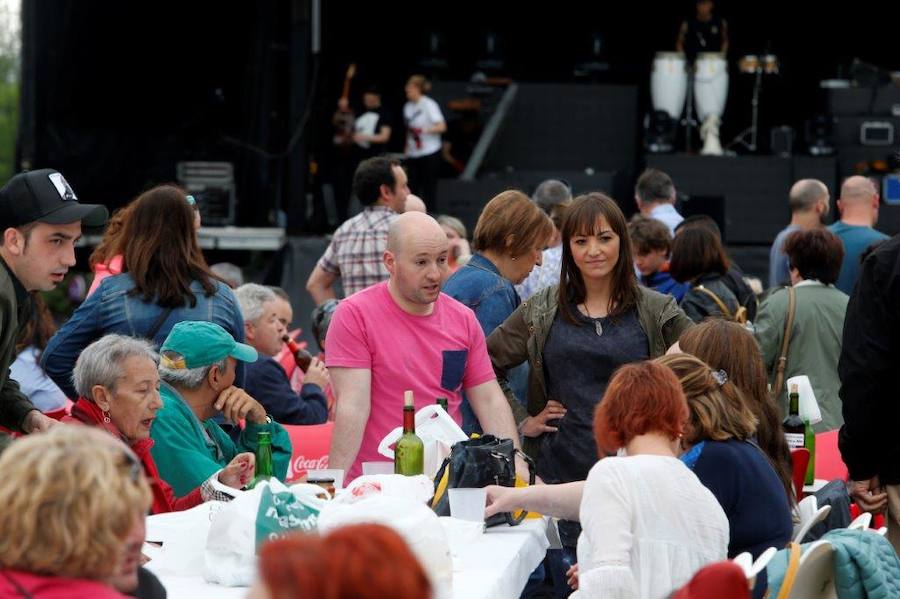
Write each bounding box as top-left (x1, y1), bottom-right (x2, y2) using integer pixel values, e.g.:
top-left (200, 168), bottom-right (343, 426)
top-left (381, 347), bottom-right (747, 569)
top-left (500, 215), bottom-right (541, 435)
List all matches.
top-left (18, 0), bottom-right (299, 226)
top-left (18, 1), bottom-right (898, 228)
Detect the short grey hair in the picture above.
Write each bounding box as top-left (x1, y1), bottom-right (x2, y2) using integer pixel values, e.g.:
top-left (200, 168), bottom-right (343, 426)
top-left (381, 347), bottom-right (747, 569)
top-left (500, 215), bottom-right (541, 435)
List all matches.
top-left (789, 178), bottom-right (829, 213)
top-left (635, 168), bottom-right (676, 205)
top-left (211, 262), bottom-right (244, 288)
top-left (73, 334), bottom-right (159, 398)
top-left (158, 355), bottom-right (228, 391)
top-left (235, 283), bottom-right (277, 323)
top-left (532, 179), bottom-right (572, 215)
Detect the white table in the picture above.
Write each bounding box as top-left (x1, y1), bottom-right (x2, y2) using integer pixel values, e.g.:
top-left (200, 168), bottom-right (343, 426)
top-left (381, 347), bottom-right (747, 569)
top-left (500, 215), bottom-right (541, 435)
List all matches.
top-left (147, 512), bottom-right (549, 599)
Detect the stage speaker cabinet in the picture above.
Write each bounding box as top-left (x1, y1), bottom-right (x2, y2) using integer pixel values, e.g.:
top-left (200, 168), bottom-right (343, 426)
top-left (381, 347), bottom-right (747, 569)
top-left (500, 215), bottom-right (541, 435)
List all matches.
top-left (176, 161), bottom-right (237, 226)
top-left (770, 126), bottom-right (794, 158)
top-left (860, 121), bottom-right (894, 146)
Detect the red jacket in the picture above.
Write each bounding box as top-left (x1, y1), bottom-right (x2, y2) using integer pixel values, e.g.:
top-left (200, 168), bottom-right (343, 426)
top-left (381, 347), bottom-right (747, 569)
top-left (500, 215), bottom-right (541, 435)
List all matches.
top-left (65, 398), bottom-right (204, 514)
top-left (0, 570), bottom-right (127, 598)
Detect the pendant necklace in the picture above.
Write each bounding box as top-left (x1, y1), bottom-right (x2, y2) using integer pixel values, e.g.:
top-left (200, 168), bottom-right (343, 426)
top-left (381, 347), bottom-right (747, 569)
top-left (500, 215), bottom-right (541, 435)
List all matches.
top-left (581, 303), bottom-right (604, 337)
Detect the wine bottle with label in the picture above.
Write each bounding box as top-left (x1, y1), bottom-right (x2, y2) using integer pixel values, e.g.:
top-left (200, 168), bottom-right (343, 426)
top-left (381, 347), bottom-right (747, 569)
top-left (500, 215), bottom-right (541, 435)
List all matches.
top-left (394, 390), bottom-right (424, 476)
top-left (782, 384), bottom-right (805, 450)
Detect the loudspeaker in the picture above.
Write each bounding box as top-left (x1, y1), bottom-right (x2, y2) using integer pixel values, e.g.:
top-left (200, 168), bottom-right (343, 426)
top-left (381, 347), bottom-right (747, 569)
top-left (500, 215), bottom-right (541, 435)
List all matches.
top-left (770, 126), bottom-right (794, 157)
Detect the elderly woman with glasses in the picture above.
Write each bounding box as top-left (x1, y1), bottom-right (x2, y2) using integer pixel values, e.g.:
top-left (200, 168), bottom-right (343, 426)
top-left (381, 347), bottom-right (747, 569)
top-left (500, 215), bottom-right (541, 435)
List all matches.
top-left (0, 426), bottom-right (151, 597)
top-left (65, 333), bottom-right (253, 514)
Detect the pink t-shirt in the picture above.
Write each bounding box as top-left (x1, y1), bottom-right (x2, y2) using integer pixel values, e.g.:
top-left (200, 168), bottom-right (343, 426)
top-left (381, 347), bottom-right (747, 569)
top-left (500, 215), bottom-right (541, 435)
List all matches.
top-left (326, 282), bottom-right (496, 480)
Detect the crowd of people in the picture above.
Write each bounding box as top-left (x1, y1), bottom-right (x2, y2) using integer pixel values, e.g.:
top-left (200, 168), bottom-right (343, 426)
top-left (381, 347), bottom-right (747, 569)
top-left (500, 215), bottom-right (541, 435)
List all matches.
top-left (0, 141), bottom-right (898, 598)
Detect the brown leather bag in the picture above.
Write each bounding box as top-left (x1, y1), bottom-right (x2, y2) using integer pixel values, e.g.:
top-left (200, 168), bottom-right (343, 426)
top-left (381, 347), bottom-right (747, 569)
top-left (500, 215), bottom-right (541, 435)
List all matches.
top-left (772, 286), bottom-right (797, 399)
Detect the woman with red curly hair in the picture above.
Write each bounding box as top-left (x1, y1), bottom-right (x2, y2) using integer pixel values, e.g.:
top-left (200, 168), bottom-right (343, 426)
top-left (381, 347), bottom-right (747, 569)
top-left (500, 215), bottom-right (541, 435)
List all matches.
top-left (249, 523), bottom-right (432, 599)
top-left (485, 361), bottom-right (728, 598)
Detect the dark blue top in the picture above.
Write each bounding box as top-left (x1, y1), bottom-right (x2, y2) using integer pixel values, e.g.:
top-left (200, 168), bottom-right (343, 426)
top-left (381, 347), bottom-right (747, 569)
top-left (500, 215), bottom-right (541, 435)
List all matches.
top-left (443, 253), bottom-right (520, 434)
top-left (244, 357), bottom-right (328, 425)
top-left (688, 438), bottom-right (792, 595)
top-left (542, 305), bottom-right (648, 547)
top-left (640, 269), bottom-right (689, 302)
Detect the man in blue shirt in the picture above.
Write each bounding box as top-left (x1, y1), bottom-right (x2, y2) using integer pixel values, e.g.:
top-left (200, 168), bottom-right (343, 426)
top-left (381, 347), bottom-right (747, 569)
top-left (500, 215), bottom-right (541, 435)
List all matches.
top-left (768, 179), bottom-right (830, 289)
top-left (635, 168), bottom-right (683, 235)
top-left (828, 176), bottom-right (889, 294)
top-left (235, 284), bottom-right (328, 425)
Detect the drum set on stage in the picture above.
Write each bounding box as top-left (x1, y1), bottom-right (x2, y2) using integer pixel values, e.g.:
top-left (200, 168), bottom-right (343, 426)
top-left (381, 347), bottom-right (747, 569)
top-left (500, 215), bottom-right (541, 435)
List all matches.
top-left (649, 51), bottom-right (779, 155)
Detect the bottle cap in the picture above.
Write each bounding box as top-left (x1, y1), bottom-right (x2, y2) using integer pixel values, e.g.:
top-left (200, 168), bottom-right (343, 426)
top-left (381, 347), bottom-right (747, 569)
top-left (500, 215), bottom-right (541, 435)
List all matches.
top-left (790, 384), bottom-right (799, 393)
top-left (404, 390), bottom-right (414, 408)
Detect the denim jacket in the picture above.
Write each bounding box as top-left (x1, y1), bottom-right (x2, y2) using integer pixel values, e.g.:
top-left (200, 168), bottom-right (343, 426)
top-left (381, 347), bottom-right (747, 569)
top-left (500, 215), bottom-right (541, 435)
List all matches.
top-left (443, 253), bottom-right (520, 336)
top-left (43, 273), bottom-right (245, 398)
top-left (442, 253), bottom-right (521, 433)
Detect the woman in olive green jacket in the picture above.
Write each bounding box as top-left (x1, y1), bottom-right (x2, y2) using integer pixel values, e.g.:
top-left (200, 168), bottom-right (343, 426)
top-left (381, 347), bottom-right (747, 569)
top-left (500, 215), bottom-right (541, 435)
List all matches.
top-left (485, 193), bottom-right (692, 594)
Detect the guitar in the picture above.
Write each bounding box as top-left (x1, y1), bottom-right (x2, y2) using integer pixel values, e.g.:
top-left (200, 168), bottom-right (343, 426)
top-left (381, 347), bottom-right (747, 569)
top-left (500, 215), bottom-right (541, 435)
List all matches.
top-left (332, 63), bottom-right (357, 147)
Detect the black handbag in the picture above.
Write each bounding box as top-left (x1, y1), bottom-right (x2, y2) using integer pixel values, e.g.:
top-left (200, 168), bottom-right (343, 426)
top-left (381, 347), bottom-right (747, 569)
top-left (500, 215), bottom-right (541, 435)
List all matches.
top-left (430, 435), bottom-right (535, 527)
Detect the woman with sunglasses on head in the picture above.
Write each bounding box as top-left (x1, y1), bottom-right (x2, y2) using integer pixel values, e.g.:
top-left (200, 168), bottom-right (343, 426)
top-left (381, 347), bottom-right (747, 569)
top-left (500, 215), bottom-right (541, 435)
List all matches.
top-left (487, 192), bottom-right (694, 595)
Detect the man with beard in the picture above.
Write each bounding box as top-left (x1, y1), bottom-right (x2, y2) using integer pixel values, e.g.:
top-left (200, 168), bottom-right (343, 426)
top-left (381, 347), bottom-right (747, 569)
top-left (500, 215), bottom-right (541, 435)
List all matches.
top-left (768, 179), bottom-right (830, 288)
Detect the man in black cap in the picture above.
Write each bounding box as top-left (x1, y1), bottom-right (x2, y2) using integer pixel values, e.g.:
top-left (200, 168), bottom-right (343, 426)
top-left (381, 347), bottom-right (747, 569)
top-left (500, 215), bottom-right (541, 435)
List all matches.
top-left (0, 168), bottom-right (108, 433)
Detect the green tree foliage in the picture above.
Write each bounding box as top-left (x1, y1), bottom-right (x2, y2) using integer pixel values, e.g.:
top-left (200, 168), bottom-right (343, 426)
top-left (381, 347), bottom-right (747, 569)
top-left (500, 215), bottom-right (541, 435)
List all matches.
top-left (0, 2), bottom-right (19, 182)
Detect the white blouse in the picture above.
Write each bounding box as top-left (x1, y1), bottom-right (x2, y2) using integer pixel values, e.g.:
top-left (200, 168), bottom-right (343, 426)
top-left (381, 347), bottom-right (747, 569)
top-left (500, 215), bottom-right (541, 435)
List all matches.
top-left (572, 455), bottom-right (729, 599)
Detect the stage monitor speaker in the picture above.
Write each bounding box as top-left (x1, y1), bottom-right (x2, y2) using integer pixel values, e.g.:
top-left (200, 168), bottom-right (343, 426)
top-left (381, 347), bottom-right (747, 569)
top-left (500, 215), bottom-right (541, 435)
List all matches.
top-left (860, 121), bottom-right (895, 146)
top-left (678, 195), bottom-right (727, 241)
top-left (770, 126), bottom-right (794, 158)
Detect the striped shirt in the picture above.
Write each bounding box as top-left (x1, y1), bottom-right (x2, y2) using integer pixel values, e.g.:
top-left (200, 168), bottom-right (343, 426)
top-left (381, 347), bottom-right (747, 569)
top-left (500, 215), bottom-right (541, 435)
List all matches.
top-left (317, 205), bottom-right (398, 297)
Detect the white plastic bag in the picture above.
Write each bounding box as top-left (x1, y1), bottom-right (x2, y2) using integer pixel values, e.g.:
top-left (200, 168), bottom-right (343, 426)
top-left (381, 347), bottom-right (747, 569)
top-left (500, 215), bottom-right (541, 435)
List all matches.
top-left (377, 404), bottom-right (467, 478)
top-left (785, 375), bottom-right (822, 425)
top-left (204, 480), bottom-right (328, 587)
top-left (144, 502), bottom-right (222, 578)
top-left (334, 473), bottom-right (434, 505)
top-left (318, 495), bottom-right (453, 599)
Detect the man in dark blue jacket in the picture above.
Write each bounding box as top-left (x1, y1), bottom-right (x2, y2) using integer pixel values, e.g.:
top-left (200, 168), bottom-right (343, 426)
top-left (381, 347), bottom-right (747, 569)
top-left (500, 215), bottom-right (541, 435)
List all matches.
top-left (235, 284), bottom-right (328, 425)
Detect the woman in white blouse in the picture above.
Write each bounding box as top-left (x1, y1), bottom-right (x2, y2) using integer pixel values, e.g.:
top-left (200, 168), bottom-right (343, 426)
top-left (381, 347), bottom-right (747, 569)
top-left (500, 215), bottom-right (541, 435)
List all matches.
top-left (486, 361), bottom-right (728, 598)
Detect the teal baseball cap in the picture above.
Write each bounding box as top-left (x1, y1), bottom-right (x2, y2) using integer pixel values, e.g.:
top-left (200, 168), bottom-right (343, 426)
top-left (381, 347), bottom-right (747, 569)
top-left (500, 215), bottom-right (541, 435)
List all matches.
top-left (159, 321), bottom-right (257, 369)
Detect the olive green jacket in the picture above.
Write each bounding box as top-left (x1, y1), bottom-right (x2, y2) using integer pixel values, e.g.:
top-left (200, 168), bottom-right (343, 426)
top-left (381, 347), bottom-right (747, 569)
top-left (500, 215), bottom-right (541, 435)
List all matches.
top-left (0, 259), bottom-right (38, 431)
top-left (486, 284), bottom-right (694, 457)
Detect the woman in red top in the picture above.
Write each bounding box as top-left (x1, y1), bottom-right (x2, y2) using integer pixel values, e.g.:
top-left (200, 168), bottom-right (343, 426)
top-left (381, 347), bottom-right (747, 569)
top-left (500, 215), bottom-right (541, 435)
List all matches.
top-left (65, 333), bottom-right (252, 513)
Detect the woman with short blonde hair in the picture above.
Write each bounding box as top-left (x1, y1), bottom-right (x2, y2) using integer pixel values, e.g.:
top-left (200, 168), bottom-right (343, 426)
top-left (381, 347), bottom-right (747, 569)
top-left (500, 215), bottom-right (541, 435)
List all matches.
top-left (443, 190), bottom-right (553, 434)
top-left (0, 426), bottom-right (151, 597)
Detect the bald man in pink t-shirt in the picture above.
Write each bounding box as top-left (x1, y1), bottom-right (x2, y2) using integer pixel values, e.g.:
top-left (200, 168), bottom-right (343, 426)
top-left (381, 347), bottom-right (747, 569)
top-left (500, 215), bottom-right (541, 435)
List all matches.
top-left (326, 212), bottom-right (526, 481)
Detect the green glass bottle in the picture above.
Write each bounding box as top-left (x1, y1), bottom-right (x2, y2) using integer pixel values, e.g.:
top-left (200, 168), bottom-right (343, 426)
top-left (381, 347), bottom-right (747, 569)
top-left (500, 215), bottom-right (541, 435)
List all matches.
top-left (250, 431), bottom-right (274, 488)
top-left (782, 384), bottom-right (804, 450)
top-left (804, 419), bottom-right (816, 485)
top-left (395, 390), bottom-right (424, 476)
top-left (435, 396), bottom-right (449, 412)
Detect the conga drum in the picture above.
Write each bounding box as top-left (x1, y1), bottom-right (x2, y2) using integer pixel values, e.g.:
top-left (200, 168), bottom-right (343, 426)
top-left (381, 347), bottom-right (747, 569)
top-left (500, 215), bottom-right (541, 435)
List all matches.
top-left (650, 52), bottom-right (688, 121)
top-left (693, 52), bottom-right (729, 123)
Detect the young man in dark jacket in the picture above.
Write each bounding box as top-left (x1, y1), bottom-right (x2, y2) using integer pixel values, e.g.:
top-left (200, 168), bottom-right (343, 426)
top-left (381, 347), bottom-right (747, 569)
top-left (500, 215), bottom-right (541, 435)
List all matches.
top-left (0, 169), bottom-right (107, 433)
top-left (838, 233), bottom-right (900, 552)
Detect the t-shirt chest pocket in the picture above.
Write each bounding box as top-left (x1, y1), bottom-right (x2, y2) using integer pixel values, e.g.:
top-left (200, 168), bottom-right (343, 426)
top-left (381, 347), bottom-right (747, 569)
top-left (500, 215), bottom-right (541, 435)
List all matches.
top-left (440, 350), bottom-right (468, 392)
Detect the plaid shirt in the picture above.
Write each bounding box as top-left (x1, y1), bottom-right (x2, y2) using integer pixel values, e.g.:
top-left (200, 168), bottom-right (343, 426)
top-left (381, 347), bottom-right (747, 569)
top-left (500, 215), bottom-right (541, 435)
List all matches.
top-left (318, 205), bottom-right (398, 297)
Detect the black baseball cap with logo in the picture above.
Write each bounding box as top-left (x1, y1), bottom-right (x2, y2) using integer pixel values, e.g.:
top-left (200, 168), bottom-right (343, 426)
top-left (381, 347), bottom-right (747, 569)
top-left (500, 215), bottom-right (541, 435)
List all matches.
top-left (0, 169), bottom-right (108, 229)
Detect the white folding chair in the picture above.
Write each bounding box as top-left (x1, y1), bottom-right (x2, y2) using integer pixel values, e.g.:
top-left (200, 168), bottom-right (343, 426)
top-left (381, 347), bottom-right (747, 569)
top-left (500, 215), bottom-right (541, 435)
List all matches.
top-left (793, 500), bottom-right (831, 544)
top-left (750, 546), bottom-right (778, 577)
top-left (732, 551), bottom-right (753, 578)
top-left (847, 512), bottom-right (872, 530)
top-left (876, 526), bottom-right (888, 536)
top-left (787, 540), bottom-right (836, 599)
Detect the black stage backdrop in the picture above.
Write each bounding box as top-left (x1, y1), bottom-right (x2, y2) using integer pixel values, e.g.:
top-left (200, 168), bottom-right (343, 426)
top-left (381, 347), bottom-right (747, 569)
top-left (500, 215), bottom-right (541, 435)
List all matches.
top-left (18, 1), bottom-right (898, 229)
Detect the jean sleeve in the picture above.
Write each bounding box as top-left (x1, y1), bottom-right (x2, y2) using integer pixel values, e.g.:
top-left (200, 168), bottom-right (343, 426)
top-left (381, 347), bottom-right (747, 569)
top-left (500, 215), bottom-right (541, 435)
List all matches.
top-left (41, 287), bottom-right (104, 398)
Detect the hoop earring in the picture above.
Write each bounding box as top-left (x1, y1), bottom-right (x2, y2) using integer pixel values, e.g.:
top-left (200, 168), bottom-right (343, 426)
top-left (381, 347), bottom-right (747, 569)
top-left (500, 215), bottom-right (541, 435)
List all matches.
top-left (103, 411), bottom-right (111, 424)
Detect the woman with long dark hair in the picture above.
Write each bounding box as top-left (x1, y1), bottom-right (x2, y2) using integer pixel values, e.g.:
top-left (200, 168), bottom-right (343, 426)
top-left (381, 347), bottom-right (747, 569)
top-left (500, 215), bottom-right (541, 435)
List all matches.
top-left (487, 192), bottom-right (693, 595)
top-left (43, 185), bottom-right (243, 398)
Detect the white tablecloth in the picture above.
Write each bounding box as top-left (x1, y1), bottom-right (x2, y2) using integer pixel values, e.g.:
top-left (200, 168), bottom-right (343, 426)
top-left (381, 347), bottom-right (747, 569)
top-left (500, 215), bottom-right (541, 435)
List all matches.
top-left (147, 513), bottom-right (549, 599)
